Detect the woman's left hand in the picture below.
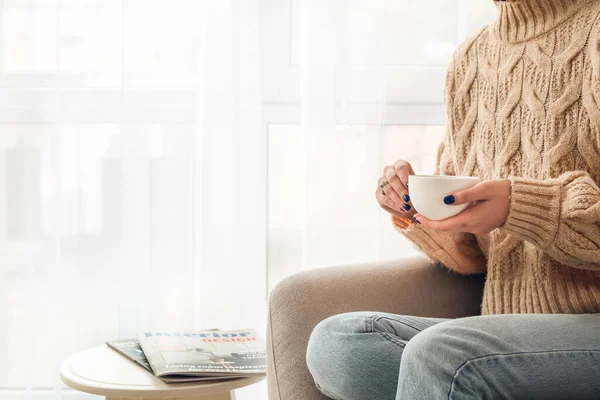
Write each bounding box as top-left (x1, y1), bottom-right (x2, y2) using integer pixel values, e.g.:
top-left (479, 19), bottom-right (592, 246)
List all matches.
top-left (413, 179), bottom-right (512, 234)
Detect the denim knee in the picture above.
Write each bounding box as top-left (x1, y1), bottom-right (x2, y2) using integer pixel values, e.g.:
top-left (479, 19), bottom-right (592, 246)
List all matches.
top-left (398, 319), bottom-right (485, 399)
top-left (306, 313), bottom-right (372, 400)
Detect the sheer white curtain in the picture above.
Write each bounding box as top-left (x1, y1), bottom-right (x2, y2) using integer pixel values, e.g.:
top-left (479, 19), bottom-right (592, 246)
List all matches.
top-left (266, 0), bottom-right (495, 289)
top-left (0, 1), bottom-right (265, 399)
top-left (0, 0), bottom-right (494, 399)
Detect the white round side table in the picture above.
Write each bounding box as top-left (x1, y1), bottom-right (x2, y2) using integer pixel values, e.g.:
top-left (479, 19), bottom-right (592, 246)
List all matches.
top-left (60, 345), bottom-right (265, 400)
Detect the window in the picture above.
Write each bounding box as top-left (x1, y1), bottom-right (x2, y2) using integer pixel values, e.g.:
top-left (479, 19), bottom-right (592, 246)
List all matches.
top-left (262, 0), bottom-right (495, 290)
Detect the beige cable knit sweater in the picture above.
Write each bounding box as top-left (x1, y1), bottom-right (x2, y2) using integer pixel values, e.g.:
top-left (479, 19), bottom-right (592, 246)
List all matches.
top-left (393, 0), bottom-right (600, 315)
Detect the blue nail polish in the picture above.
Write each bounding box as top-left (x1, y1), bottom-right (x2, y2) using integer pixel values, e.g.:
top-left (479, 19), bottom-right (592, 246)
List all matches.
top-left (443, 195), bottom-right (455, 205)
top-left (413, 216), bottom-right (420, 224)
top-left (403, 194), bottom-right (410, 202)
top-left (403, 203), bottom-right (411, 211)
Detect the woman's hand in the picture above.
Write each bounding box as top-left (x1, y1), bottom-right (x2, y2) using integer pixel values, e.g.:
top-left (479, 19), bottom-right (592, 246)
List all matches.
top-left (376, 160), bottom-right (416, 218)
top-left (413, 179), bottom-right (511, 234)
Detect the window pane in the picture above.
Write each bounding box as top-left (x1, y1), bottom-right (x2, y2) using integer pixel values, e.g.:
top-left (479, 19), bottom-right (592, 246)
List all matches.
top-left (290, 0), bottom-right (496, 66)
top-left (267, 124), bottom-right (445, 292)
top-left (4, 5), bottom-right (57, 72)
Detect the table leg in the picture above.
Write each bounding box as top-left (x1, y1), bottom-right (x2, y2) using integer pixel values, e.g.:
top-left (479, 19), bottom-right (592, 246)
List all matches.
top-left (106, 390), bottom-right (235, 400)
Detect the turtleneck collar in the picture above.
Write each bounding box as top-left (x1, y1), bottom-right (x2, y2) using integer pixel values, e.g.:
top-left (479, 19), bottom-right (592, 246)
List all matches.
top-left (491, 0), bottom-right (594, 44)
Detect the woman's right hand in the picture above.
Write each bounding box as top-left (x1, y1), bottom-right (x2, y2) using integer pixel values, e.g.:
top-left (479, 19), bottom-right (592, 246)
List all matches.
top-left (376, 160), bottom-right (416, 219)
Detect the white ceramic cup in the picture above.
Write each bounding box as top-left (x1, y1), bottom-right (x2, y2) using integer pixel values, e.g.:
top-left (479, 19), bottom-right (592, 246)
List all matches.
top-left (407, 175), bottom-right (481, 221)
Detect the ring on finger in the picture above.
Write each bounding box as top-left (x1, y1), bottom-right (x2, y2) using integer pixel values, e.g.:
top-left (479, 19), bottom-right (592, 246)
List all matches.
top-left (380, 180), bottom-right (389, 195)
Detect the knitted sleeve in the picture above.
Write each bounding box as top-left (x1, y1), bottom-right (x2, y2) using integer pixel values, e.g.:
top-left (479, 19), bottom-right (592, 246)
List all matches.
top-left (500, 171), bottom-right (600, 270)
top-left (391, 54), bottom-right (487, 276)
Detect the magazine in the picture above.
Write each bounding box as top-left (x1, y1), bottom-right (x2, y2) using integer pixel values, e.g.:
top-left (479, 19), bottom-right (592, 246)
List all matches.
top-left (107, 338), bottom-right (211, 383)
top-left (131, 329), bottom-right (266, 382)
top-left (106, 338), bottom-right (153, 373)
top-left (107, 329), bottom-right (260, 383)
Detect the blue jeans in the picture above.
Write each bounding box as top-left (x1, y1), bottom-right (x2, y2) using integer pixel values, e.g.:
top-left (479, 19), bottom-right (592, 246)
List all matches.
top-left (306, 312), bottom-right (600, 399)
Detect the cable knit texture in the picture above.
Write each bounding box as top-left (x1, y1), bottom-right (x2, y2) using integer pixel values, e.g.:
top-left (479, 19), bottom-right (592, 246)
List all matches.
top-left (393, 0), bottom-right (600, 315)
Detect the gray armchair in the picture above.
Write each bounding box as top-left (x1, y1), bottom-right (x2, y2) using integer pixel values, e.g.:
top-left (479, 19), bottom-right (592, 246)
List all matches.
top-left (266, 255), bottom-right (486, 399)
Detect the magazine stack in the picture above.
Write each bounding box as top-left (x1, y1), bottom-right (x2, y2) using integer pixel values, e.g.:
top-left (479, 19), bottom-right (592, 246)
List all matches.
top-left (107, 329), bottom-right (266, 383)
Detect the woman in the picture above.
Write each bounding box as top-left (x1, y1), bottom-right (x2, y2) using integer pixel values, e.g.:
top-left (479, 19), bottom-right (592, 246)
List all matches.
top-left (306, 0), bottom-right (600, 398)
